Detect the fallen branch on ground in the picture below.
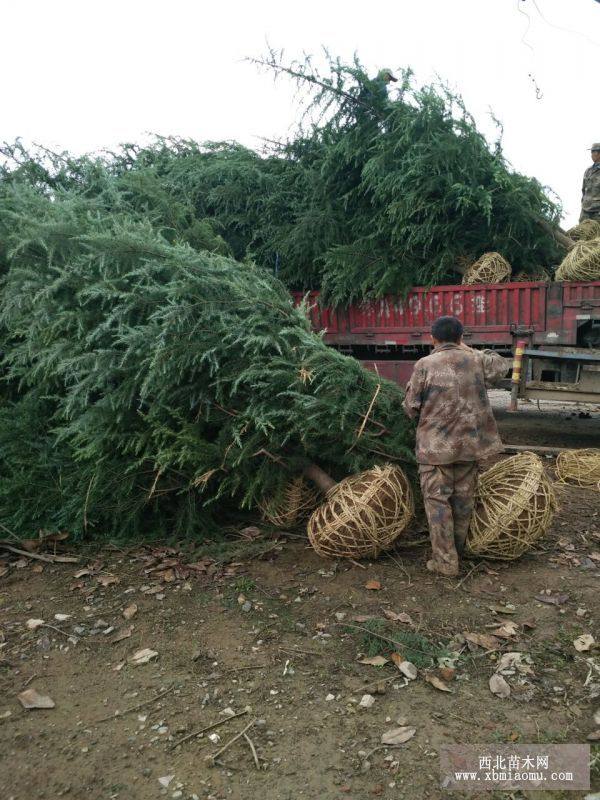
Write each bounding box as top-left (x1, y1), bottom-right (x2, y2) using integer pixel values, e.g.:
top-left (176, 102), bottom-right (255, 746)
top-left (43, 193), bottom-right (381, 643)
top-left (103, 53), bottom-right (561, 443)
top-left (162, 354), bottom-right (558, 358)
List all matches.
top-left (96, 684), bottom-right (174, 724)
top-left (169, 709), bottom-right (248, 750)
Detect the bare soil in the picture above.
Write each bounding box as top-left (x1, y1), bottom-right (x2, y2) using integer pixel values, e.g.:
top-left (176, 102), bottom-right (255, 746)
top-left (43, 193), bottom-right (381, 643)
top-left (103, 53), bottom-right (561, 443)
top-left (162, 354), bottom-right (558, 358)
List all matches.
top-left (1, 398), bottom-right (599, 800)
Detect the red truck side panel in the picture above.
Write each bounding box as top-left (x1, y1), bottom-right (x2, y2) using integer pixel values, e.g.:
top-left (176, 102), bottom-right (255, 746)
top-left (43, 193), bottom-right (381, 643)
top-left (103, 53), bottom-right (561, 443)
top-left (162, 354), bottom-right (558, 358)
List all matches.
top-left (294, 281), bottom-right (600, 348)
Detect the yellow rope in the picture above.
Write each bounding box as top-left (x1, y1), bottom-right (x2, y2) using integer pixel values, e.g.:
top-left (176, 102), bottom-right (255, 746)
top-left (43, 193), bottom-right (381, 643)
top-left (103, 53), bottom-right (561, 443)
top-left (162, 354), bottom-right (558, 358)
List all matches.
top-left (307, 464), bottom-right (414, 559)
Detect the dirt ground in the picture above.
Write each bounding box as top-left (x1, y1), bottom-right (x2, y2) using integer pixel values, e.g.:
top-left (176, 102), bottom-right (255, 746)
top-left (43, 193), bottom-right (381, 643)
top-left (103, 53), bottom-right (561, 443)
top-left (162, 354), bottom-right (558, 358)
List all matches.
top-left (1, 397), bottom-right (599, 800)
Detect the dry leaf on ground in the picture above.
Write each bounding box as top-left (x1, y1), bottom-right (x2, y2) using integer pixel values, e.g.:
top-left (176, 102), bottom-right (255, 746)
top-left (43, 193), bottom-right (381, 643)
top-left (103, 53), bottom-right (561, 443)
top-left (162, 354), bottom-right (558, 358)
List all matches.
top-left (574, 634), bottom-right (595, 652)
top-left (425, 674), bottom-right (453, 693)
top-left (97, 575), bottom-right (119, 587)
top-left (358, 655), bottom-right (389, 666)
top-left (534, 593), bottom-right (568, 606)
top-left (123, 604), bottom-right (138, 620)
top-left (19, 539), bottom-right (39, 552)
top-left (111, 625), bottom-right (134, 644)
top-left (155, 568), bottom-right (176, 583)
top-left (130, 648), bottom-right (158, 665)
top-left (489, 674), bottom-right (511, 698)
top-left (488, 605), bottom-right (516, 615)
top-left (365, 580), bottom-right (382, 591)
top-left (18, 688), bottom-right (55, 710)
top-left (496, 652), bottom-right (534, 676)
top-left (491, 621), bottom-right (519, 639)
top-left (463, 632), bottom-right (502, 651)
top-left (73, 568), bottom-right (91, 578)
top-left (398, 661), bottom-right (418, 680)
top-left (25, 619), bottom-right (45, 631)
top-left (383, 609), bottom-right (413, 624)
top-left (381, 726), bottom-right (416, 745)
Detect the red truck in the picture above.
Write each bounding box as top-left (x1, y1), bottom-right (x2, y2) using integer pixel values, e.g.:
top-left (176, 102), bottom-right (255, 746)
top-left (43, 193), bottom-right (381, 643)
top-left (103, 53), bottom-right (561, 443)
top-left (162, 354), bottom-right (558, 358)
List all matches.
top-left (295, 279), bottom-right (600, 407)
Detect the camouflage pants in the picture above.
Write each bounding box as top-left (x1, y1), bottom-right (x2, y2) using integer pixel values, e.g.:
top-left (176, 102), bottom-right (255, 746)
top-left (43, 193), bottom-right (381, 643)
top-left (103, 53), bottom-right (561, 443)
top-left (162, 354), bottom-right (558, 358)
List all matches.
top-left (418, 462), bottom-right (478, 575)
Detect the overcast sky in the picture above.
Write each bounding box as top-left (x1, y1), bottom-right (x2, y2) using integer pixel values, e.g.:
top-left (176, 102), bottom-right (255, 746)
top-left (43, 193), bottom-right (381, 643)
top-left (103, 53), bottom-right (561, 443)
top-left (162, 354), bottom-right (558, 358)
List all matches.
top-left (2, 0), bottom-right (597, 227)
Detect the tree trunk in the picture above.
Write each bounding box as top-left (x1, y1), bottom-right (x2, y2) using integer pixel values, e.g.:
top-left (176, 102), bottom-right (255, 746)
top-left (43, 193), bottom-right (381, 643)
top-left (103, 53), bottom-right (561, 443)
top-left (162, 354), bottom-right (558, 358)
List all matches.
top-left (303, 463), bottom-right (337, 493)
top-left (536, 218), bottom-right (575, 251)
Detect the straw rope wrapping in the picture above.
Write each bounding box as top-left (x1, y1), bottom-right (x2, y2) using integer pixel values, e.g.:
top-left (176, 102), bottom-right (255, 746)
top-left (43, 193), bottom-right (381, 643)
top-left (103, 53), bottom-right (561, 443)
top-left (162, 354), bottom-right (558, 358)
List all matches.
top-left (555, 449), bottom-right (600, 490)
top-left (307, 464), bottom-right (414, 559)
top-left (566, 219), bottom-right (600, 242)
top-left (462, 252), bottom-right (512, 285)
top-left (555, 238), bottom-right (600, 282)
top-left (466, 452), bottom-right (557, 561)
top-left (259, 477), bottom-right (322, 528)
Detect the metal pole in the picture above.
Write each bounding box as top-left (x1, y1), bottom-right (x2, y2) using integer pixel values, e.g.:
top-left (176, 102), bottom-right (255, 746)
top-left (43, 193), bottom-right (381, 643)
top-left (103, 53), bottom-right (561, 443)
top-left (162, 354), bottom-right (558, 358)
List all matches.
top-left (508, 339), bottom-right (527, 412)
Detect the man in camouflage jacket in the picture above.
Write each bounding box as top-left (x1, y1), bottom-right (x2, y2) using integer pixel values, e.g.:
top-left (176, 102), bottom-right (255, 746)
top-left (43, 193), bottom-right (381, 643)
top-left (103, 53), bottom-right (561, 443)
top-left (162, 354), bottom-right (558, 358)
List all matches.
top-left (402, 316), bottom-right (509, 577)
top-left (580, 143), bottom-right (600, 223)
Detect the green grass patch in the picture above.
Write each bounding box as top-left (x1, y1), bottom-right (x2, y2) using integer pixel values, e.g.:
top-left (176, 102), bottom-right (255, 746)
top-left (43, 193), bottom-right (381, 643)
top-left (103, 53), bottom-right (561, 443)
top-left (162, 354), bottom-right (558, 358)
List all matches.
top-left (348, 618), bottom-right (451, 669)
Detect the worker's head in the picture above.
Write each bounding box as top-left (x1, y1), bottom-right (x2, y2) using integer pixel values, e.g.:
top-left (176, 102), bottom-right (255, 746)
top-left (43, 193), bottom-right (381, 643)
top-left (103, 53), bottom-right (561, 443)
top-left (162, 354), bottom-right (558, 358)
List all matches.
top-left (592, 144), bottom-right (600, 164)
top-left (378, 68), bottom-right (398, 84)
top-left (431, 316), bottom-right (464, 346)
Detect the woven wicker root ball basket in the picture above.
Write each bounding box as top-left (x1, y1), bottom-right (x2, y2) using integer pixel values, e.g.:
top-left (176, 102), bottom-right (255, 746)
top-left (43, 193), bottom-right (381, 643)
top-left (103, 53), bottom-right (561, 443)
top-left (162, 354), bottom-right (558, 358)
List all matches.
top-left (566, 219), bottom-right (600, 242)
top-left (462, 252), bottom-right (512, 285)
top-left (466, 452), bottom-right (557, 561)
top-left (555, 449), bottom-right (600, 489)
top-left (555, 239), bottom-right (600, 282)
top-left (259, 476), bottom-right (321, 527)
top-left (307, 464), bottom-right (414, 559)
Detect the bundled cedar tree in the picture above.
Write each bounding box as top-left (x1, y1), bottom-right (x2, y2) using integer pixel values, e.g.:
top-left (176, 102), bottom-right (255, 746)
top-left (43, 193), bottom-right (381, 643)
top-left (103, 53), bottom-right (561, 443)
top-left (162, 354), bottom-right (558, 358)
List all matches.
top-left (0, 52), bottom-right (565, 539)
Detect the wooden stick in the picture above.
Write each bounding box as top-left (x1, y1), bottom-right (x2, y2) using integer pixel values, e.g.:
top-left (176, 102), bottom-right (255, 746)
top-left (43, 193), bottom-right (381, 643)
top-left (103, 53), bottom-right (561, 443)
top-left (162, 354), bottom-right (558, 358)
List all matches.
top-left (42, 623), bottom-right (75, 639)
top-left (352, 383), bottom-right (381, 445)
top-left (0, 522), bottom-right (20, 542)
top-left (451, 562), bottom-right (484, 591)
top-left (96, 685), bottom-right (174, 724)
top-left (21, 673), bottom-right (38, 689)
top-left (207, 719), bottom-right (256, 765)
top-left (0, 542), bottom-right (63, 563)
top-left (348, 558), bottom-right (367, 570)
top-left (169, 709), bottom-right (248, 750)
top-left (243, 732), bottom-right (260, 770)
top-left (223, 664), bottom-right (268, 674)
top-left (277, 645), bottom-right (323, 657)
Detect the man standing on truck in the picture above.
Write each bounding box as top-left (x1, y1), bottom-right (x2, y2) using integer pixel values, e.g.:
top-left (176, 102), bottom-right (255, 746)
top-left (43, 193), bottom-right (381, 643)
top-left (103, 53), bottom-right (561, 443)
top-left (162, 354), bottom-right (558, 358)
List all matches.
top-left (402, 316), bottom-right (508, 577)
top-left (580, 143), bottom-right (600, 222)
